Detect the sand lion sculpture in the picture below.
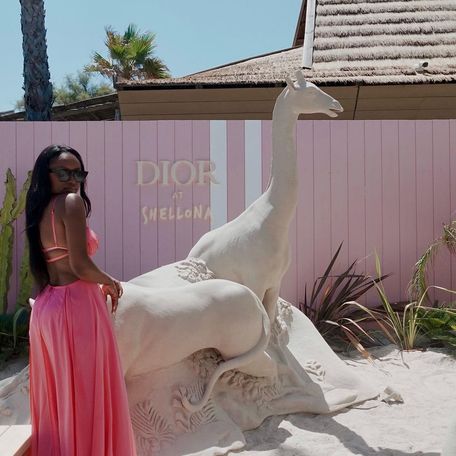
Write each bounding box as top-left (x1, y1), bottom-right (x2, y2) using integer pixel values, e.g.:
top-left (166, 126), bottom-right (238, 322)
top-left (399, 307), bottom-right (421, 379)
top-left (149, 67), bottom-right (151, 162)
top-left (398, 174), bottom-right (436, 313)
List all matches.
top-left (1, 72), bottom-right (390, 456)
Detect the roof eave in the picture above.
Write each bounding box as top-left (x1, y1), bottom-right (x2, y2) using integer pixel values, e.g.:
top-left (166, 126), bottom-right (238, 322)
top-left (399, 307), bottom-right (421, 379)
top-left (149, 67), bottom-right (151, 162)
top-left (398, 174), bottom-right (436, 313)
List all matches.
top-left (0, 93), bottom-right (119, 121)
top-left (118, 81), bottom-right (288, 91)
top-left (293, 0), bottom-right (308, 47)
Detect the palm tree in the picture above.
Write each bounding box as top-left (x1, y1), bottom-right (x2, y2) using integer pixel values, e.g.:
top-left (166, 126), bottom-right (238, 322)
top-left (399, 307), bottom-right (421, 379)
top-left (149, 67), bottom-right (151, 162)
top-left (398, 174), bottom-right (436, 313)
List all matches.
top-left (19, 0), bottom-right (53, 120)
top-left (409, 220), bottom-right (456, 302)
top-left (85, 24), bottom-right (170, 84)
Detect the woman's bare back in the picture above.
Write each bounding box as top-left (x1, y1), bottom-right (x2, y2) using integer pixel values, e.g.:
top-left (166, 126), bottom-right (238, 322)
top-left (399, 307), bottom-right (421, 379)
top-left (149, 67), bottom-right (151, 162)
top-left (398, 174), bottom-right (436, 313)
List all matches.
top-left (39, 193), bottom-right (79, 286)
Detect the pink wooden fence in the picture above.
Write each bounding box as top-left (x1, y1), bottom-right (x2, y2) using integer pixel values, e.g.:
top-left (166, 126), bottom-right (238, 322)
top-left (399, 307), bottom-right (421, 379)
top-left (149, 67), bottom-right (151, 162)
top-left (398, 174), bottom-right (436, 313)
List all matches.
top-left (1, 120), bottom-right (455, 313)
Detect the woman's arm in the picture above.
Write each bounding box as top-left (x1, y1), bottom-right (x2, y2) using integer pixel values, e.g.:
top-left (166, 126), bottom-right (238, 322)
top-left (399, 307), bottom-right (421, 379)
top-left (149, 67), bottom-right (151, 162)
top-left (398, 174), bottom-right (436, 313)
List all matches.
top-left (62, 193), bottom-right (115, 286)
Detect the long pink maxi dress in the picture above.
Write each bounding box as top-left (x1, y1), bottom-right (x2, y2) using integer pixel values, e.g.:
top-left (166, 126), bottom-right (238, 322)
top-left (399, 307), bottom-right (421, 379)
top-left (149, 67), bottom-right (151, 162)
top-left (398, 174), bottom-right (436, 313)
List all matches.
top-left (29, 195), bottom-right (137, 456)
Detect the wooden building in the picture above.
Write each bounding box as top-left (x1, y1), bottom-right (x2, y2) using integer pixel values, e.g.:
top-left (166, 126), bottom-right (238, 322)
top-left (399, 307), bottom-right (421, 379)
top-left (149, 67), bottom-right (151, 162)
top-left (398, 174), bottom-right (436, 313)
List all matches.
top-left (0, 94), bottom-right (119, 121)
top-left (117, 0), bottom-right (456, 120)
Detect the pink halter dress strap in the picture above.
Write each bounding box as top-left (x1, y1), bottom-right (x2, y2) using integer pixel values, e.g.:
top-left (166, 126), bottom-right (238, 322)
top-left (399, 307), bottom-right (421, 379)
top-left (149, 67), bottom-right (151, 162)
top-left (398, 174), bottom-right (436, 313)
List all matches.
top-left (41, 195), bottom-right (99, 263)
top-left (41, 195), bottom-right (70, 263)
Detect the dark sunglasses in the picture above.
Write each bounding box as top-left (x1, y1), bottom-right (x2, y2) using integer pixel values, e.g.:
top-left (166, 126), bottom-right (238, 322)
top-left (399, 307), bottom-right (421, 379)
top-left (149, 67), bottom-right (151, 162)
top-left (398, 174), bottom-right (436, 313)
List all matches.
top-left (49, 168), bottom-right (88, 183)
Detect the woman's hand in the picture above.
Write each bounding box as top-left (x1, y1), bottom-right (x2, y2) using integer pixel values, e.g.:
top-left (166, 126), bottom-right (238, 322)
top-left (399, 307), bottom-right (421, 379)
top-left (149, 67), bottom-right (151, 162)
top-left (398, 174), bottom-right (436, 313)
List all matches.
top-left (111, 278), bottom-right (123, 299)
top-left (101, 278), bottom-right (123, 314)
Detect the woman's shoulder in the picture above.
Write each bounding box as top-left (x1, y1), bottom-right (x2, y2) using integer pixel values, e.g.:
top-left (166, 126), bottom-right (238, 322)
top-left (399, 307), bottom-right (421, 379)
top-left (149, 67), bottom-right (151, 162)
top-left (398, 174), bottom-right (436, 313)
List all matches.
top-left (57, 193), bottom-right (86, 218)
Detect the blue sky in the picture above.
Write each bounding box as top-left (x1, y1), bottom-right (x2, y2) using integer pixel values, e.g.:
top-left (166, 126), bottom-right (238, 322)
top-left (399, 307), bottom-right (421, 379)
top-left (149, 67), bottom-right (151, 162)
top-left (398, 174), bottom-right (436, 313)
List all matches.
top-left (0, 0), bottom-right (302, 112)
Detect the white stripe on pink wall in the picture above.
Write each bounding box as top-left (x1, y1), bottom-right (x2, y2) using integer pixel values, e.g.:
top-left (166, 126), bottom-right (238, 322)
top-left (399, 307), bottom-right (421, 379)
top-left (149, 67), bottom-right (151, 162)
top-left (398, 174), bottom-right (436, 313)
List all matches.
top-left (227, 121), bottom-right (244, 222)
top-left (2, 120), bottom-right (455, 313)
top-left (245, 120), bottom-right (262, 208)
top-left (210, 120), bottom-right (227, 230)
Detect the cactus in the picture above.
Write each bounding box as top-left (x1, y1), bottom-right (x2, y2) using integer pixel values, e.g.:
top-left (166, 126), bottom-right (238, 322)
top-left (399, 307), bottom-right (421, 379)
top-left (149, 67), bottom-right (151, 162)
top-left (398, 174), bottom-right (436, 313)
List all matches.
top-left (0, 170), bottom-right (16, 314)
top-left (16, 237), bottom-right (33, 311)
top-left (0, 169), bottom-right (32, 314)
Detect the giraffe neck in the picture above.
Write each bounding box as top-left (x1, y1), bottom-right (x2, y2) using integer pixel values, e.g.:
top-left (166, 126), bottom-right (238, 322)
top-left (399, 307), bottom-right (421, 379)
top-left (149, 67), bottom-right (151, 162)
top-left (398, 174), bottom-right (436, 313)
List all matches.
top-left (264, 100), bottom-right (299, 224)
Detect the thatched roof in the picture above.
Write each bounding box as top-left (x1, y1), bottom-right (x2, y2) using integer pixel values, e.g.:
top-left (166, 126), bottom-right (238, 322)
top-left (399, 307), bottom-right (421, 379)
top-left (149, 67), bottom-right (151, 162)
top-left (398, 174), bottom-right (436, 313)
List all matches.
top-left (307, 0), bottom-right (456, 84)
top-left (118, 0), bottom-right (456, 89)
top-left (0, 93), bottom-right (119, 121)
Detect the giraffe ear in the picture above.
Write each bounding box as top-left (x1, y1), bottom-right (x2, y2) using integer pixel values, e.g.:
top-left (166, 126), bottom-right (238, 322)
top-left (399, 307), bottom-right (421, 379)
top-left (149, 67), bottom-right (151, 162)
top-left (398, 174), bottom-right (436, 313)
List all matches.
top-left (285, 76), bottom-right (296, 90)
top-left (295, 70), bottom-right (307, 85)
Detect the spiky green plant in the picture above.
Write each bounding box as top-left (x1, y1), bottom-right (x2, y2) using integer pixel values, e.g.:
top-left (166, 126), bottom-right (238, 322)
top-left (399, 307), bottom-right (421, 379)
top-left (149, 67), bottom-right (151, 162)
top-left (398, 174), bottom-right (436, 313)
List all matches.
top-left (370, 253), bottom-right (424, 350)
top-left (299, 243), bottom-right (390, 352)
top-left (409, 220), bottom-right (456, 302)
top-left (355, 252), bottom-right (426, 350)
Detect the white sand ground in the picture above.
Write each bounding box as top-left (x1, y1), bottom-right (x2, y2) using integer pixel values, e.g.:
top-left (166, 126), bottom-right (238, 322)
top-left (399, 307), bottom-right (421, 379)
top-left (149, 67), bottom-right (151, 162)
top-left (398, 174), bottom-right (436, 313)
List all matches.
top-left (236, 345), bottom-right (455, 456)
top-left (1, 345), bottom-right (455, 456)
top-left (0, 356), bottom-right (28, 382)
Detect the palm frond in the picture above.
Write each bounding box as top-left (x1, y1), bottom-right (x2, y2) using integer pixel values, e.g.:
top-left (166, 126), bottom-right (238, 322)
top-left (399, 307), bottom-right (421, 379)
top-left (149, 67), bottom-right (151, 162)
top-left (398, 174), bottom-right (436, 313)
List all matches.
top-left (108, 42), bottom-right (130, 62)
top-left (143, 57), bottom-right (170, 79)
top-left (123, 23), bottom-right (141, 42)
top-left (104, 26), bottom-right (121, 47)
top-left (84, 52), bottom-right (114, 79)
top-left (409, 220), bottom-right (456, 301)
top-left (408, 240), bottom-right (440, 301)
top-left (127, 38), bottom-right (154, 65)
top-left (442, 221), bottom-right (456, 254)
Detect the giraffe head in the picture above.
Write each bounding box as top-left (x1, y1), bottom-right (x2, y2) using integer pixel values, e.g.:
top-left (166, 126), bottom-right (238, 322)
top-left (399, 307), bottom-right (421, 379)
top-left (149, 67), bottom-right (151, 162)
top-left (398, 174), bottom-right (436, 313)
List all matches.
top-left (281, 70), bottom-right (343, 118)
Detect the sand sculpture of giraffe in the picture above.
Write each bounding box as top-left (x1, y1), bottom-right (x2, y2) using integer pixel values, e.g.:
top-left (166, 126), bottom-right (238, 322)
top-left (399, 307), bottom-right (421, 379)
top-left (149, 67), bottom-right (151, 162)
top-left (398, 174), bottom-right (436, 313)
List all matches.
top-left (187, 70), bottom-right (343, 323)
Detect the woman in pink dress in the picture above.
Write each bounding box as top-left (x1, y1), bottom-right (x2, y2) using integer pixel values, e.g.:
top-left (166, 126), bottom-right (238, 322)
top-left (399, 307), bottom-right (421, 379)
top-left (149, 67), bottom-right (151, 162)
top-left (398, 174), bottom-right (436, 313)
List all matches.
top-left (25, 144), bottom-right (137, 456)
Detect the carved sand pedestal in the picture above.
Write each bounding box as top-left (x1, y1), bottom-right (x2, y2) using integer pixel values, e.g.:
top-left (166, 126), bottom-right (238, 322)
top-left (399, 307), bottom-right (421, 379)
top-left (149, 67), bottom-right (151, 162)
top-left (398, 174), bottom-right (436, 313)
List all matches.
top-left (126, 298), bottom-right (383, 456)
top-left (119, 260), bottom-right (382, 456)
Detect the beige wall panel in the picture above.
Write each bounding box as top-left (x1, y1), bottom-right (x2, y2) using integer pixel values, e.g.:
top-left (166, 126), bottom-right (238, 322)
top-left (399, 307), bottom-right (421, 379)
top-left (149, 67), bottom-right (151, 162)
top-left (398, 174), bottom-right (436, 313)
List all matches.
top-left (299, 111), bottom-right (355, 120)
top-left (355, 109), bottom-right (456, 120)
top-left (321, 86), bottom-right (358, 99)
top-left (360, 84), bottom-right (456, 99)
top-left (118, 86), bottom-right (357, 105)
top-left (122, 113), bottom-right (273, 120)
top-left (121, 111), bottom-right (355, 121)
top-left (119, 84), bottom-right (455, 120)
top-left (414, 109), bottom-right (456, 119)
top-left (118, 88), bottom-right (283, 104)
top-left (421, 97), bottom-right (456, 109)
top-left (121, 100), bottom-right (275, 116)
top-left (120, 96), bottom-right (356, 119)
top-left (357, 96), bottom-right (456, 111)
top-left (356, 97), bottom-right (425, 110)
top-left (121, 108), bottom-right (355, 121)
top-left (336, 98), bottom-right (356, 111)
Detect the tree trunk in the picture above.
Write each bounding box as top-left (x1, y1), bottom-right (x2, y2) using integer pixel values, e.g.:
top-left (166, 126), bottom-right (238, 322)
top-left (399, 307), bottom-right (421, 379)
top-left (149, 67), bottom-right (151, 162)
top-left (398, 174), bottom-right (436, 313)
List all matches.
top-left (20, 0), bottom-right (53, 121)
